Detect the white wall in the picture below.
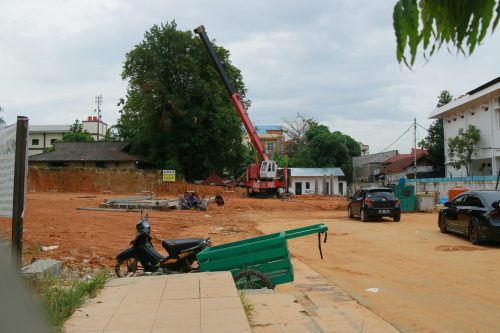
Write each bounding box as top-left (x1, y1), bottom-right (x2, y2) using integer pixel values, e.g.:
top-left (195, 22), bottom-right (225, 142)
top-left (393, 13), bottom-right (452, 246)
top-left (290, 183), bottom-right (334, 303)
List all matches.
top-left (289, 176), bottom-right (346, 195)
top-left (443, 94), bottom-right (500, 176)
top-left (418, 179), bottom-right (499, 198)
top-left (28, 132), bottom-right (65, 156)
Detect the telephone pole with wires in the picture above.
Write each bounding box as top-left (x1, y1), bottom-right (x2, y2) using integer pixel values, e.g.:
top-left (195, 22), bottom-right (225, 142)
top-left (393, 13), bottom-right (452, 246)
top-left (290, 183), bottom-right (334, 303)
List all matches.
top-left (94, 94), bottom-right (102, 141)
top-left (413, 117), bottom-right (417, 191)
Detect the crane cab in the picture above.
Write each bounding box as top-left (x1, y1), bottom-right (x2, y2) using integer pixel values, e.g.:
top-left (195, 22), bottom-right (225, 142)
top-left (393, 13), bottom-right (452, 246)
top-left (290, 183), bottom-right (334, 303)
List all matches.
top-left (260, 160), bottom-right (277, 179)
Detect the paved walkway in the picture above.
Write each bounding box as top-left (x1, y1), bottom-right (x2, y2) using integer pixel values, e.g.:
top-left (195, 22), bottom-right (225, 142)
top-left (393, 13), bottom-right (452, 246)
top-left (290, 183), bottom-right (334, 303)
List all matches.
top-left (247, 259), bottom-right (400, 333)
top-left (63, 272), bottom-right (251, 333)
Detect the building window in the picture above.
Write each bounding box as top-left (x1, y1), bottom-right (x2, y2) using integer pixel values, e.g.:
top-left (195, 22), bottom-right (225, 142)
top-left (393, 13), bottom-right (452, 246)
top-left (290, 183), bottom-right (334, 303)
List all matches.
top-left (32, 139), bottom-right (39, 145)
top-left (50, 139), bottom-right (58, 145)
top-left (96, 161), bottom-right (107, 168)
top-left (266, 142), bottom-right (274, 152)
top-left (305, 182), bottom-right (310, 189)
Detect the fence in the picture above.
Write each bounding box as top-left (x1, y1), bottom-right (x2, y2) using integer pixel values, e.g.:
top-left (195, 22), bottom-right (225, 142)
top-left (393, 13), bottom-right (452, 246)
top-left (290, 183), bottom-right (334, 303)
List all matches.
top-left (415, 176), bottom-right (499, 198)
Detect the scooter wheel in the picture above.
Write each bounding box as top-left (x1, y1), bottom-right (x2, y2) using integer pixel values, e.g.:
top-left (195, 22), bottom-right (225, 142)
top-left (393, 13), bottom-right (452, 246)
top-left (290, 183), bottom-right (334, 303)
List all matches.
top-left (234, 269), bottom-right (274, 290)
top-left (115, 257), bottom-right (138, 277)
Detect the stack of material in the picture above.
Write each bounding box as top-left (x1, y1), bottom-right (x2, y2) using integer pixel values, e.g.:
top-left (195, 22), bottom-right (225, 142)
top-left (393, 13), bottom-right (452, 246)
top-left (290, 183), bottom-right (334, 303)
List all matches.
top-left (99, 195), bottom-right (179, 211)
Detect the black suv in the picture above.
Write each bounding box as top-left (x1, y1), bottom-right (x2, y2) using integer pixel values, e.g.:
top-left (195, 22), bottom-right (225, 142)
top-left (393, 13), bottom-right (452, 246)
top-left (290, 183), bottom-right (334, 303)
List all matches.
top-left (348, 187), bottom-right (401, 222)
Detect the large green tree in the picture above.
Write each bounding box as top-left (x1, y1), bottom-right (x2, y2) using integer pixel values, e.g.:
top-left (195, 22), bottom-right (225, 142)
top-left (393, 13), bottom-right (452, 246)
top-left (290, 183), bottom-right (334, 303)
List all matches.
top-left (447, 125), bottom-right (481, 176)
top-left (61, 120), bottom-right (94, 142)
top-left (288, 122), bottom-right (361, 181)
top-left (393, 0), bottom-right (500, 67)
top-left (117, 21), bottom-right (248, 180)
top-left (419, 90), bottom-right (453, 174)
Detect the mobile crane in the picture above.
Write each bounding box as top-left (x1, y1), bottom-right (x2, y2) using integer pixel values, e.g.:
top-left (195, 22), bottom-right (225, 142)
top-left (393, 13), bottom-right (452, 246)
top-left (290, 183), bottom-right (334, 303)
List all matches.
top-left (194, 25), bottom-right (288, 197)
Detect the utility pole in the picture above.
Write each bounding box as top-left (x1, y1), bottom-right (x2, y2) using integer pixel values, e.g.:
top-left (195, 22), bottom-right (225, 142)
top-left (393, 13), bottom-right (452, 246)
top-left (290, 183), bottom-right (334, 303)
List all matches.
top-left (95, 94), bottom-right (102, 141)
top-left (413, 117), bottom-right (417, 193)
top-left (12, 116), bottom-right (29, 269)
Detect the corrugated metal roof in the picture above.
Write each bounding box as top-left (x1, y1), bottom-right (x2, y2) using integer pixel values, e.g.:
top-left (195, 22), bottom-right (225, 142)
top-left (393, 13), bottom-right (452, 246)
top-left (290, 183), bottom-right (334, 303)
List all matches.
top-left (352, 150), bottom-right (398, 167)
top-left (29, 142), bottom-right (142, 162)
top-left (30, 125), bottom-right (71, 132)
top-left (290, 167), bottom-right (344, 177)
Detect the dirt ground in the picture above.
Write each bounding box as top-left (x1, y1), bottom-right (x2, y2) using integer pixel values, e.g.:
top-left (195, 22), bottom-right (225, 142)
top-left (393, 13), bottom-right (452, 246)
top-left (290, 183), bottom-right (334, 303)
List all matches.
top-left (1, 190), bottom-right (500, 333)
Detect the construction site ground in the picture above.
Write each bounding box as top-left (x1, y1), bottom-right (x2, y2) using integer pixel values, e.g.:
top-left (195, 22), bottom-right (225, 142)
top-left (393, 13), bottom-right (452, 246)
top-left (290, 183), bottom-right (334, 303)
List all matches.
top-left (1, 190), bottom-right (500, 333)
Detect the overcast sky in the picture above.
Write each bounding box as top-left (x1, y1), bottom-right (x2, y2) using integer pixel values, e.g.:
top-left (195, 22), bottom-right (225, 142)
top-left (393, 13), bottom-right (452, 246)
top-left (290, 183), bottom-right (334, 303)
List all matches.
top-left (1, 0), bottom-right (499, 154)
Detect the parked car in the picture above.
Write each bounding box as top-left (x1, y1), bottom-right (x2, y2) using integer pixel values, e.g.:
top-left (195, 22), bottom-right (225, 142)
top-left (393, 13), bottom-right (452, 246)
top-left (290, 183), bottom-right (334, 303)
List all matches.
top-left (438, 190), bottom-right (500, 245)
top-left (348, 187), bottom-right (401, 222)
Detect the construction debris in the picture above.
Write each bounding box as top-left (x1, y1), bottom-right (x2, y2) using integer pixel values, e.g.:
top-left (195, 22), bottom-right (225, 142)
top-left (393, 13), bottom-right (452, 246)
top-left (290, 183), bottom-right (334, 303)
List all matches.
top-left (87, 195), bottom-right (217, 212)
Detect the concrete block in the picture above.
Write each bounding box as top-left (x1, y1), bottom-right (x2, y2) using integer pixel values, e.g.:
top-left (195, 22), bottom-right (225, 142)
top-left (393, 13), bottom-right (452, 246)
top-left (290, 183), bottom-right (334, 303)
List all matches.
top-left (22, 259), bottom-right (62, 278)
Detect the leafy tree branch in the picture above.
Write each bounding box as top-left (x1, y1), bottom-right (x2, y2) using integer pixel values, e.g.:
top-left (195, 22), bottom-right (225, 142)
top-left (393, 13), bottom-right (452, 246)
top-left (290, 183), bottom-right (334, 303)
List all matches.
top-left (393, 0), bottom-right (500, 67)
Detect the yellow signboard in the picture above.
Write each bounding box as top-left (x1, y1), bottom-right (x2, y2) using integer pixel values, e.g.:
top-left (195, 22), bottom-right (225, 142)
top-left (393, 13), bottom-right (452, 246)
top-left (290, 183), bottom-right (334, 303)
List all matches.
top-left (162, 170), bottom-right (175, 182)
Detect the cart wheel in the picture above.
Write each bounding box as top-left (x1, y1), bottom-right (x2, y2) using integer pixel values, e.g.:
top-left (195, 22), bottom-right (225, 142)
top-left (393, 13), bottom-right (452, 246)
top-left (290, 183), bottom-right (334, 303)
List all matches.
top-left (234, 269), bottom-right (274, 290)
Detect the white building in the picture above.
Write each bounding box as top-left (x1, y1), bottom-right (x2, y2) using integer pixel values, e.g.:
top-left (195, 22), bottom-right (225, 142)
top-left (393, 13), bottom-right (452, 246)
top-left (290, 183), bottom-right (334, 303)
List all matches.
top-left (429, 77), bottom-right (500, 177)
top-left (289, 167), bottom-right (346, 195)
top-left (28, 116), bottom-right (108, 156)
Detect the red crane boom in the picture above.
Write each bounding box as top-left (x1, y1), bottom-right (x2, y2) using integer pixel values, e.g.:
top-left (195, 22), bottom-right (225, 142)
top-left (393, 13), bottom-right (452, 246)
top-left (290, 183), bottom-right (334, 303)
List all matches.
top-left (194, 25), bottom-right (269, 162)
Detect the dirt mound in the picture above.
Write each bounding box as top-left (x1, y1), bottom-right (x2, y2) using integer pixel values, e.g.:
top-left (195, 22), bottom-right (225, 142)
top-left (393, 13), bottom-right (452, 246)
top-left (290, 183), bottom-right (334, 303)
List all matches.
top-left (27, 168), bottom-right (245, 197)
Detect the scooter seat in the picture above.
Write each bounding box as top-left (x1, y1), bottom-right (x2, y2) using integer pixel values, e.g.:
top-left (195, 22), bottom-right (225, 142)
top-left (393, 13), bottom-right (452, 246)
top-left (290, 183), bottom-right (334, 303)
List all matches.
top-left (162, 238), bottom-right (205, 257)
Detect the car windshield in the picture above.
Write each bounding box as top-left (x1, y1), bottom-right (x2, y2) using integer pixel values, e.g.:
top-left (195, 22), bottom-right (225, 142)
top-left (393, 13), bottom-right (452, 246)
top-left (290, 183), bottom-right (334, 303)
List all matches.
top-left (478, 192), bottom-right (500, 207)
top-left (367, 190), bottom-right (395, 199)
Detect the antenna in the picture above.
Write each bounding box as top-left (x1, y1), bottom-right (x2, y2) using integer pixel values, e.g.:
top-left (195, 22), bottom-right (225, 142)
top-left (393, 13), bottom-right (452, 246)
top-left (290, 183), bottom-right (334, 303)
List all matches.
top-left (94, 94), bottom-right (103, 141)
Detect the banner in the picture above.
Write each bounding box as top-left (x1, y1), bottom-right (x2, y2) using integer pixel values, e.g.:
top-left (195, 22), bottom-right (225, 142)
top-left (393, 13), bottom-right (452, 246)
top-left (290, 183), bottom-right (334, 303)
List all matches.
top-left (0, 124), bottom-right (16, 217)
top-left (162, 170), bottom-right (175, 182)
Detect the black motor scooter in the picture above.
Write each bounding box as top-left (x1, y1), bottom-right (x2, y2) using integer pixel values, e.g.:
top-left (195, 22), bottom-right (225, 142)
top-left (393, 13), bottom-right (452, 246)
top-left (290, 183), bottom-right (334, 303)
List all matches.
top-left (115, 212), bottom-right (211, 277)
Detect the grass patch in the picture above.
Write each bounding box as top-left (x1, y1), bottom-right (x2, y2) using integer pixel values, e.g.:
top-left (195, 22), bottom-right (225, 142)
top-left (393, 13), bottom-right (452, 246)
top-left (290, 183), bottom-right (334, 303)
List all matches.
top-left (239, 291), bottom-right (255, 326)
top-left (32, 270), bottom-right (108, 331)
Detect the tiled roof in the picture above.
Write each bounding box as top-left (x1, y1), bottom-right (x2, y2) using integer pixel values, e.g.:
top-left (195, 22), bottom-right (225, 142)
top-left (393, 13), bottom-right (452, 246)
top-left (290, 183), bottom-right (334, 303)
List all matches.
top-left (382, 149), bottom-right (428, 173)
top-left (29, 142), bottom-right (142, 162)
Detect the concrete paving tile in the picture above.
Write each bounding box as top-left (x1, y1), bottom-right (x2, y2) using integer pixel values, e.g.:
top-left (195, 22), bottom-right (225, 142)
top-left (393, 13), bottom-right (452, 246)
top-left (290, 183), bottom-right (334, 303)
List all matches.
top-left (152, 325), bottom-right (200, 333)
top-left (158, 298), bottom-right (200, 313)
top-left (106, 313), bottom-right (155, 331)
top-left (200, 296), bottom-right (242, 310)
top-left (200, 277), bottom-right (235, 289)
top-left (102, 328), bottom-right (149, 333)
top-left (153, 311), bottom-right (201, 328)
top-left (279, 321), bottom-right (319, 333)
top-left (251, 305), bottom-right (278, 326)
top-left (73, 300), bottom-right (121, 316)
top-left (251, 325), bottom-right (283, 333)
top-left (123, 291), bottom-right (163, 302)
top-left (201, 308), bottom-right (248, 325)
top-left (261, 294), bottom-right (297, 306)
top-left (200, 286), bottom-right (239, 298)
top-left (163, 288), bottom-right (200, 300)
top-left (165, 280), bottom-right (199, 291)
top-left (93, 286), bottom-right (131, 302)
top-left (201, 322), bottom-right (251, 333)
top-left (114, 300), bottom-right (160, 315)
top-left (272, 304), bottom-right (309, 323)
top-left (64, 313), bottom-right (111, 331)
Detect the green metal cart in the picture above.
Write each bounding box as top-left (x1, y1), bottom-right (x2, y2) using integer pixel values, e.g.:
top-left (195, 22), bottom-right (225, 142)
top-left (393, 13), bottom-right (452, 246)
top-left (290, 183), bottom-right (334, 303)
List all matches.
top-left (196, 224), bottom-right (328, 289)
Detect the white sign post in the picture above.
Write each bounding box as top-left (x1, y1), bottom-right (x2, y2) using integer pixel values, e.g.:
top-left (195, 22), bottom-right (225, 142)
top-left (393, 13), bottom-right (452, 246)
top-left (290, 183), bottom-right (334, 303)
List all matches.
top-left (0, 124), bottom-right (17, 217)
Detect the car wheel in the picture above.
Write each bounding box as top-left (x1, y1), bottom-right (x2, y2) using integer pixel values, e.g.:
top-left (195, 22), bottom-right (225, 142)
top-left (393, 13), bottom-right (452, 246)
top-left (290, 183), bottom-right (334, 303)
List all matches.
top-left (348, 206), bottom-right (354, 218)
top-left (469, 219), bottom-right (483, 245)
top-left (438, 213), bottom-right (448, 233)
top-left (360, 208), bottom-right (367, 222)
top-left (393, 213), bottom-right (401, 222)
